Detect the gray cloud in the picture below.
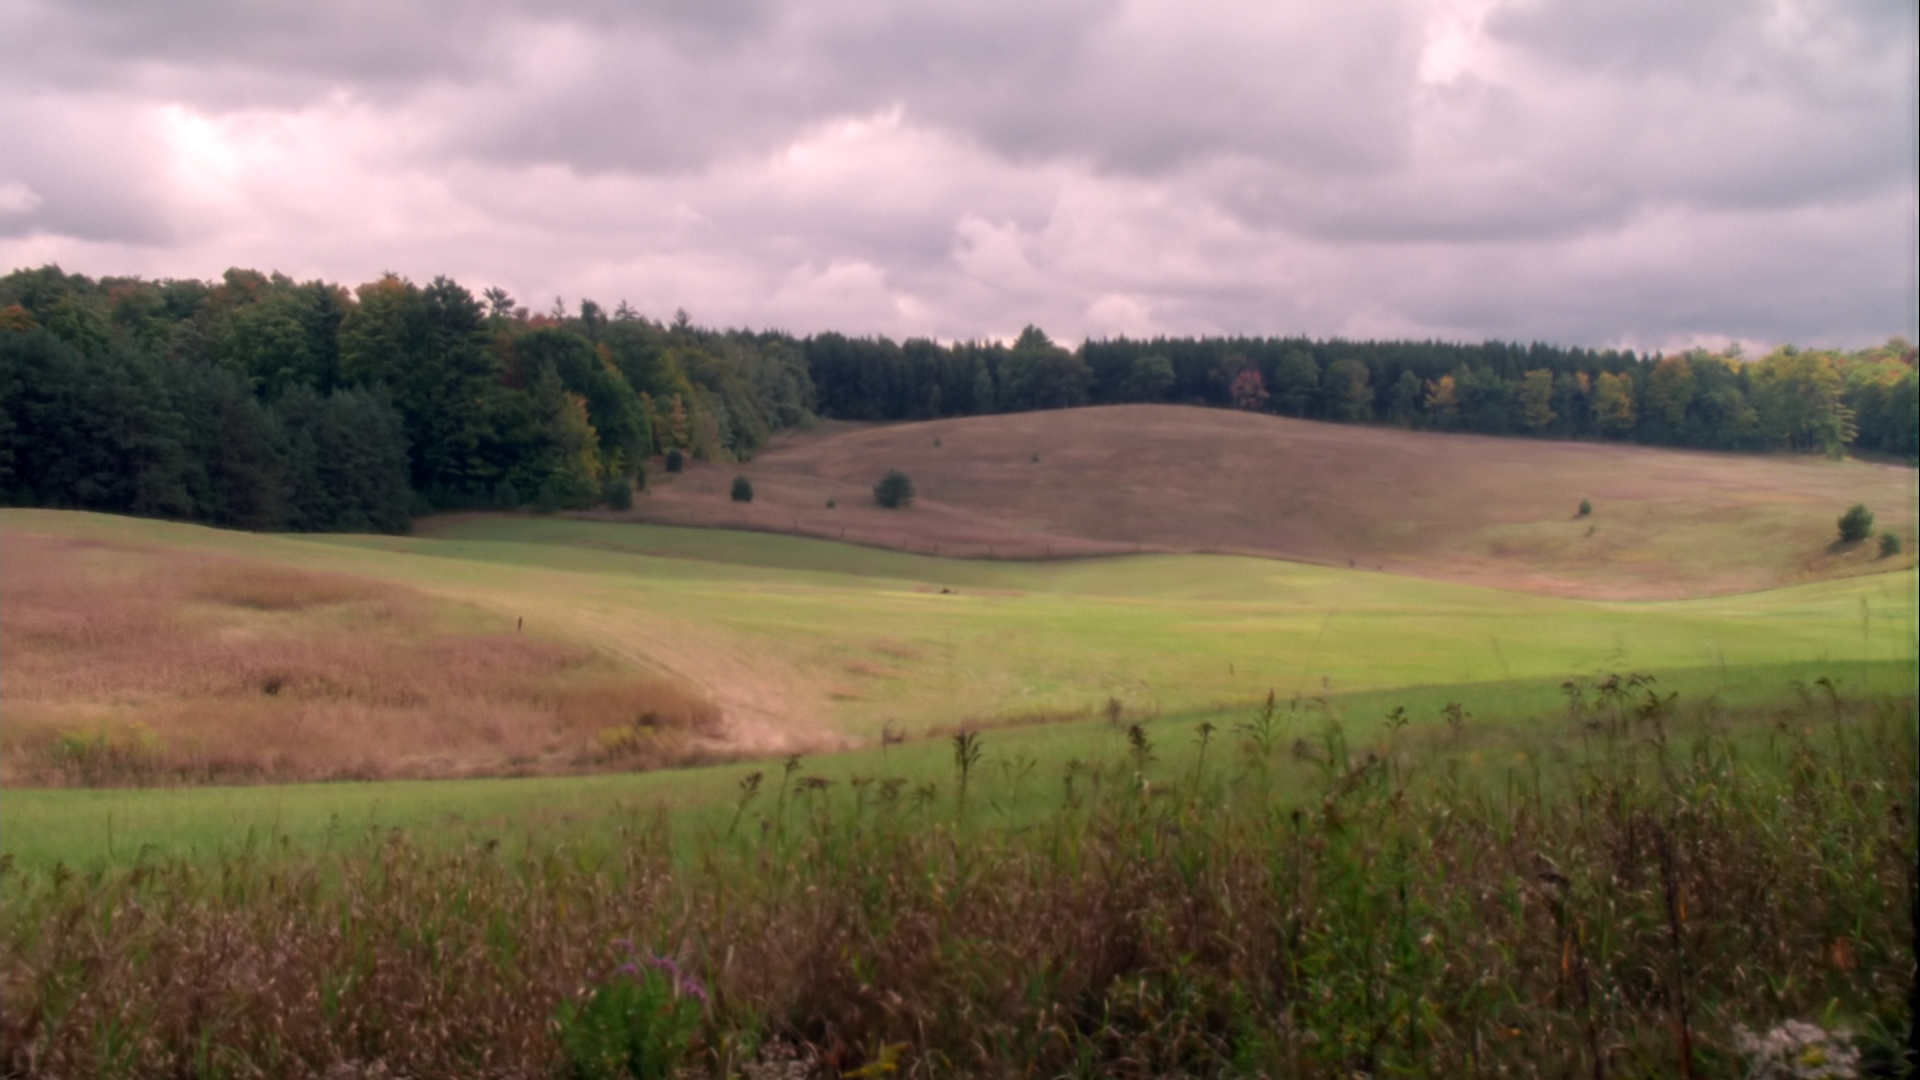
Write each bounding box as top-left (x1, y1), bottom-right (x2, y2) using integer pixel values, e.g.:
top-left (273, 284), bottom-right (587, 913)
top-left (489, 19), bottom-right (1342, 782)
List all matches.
top-left (0, 0), bottom-right (1911, 349)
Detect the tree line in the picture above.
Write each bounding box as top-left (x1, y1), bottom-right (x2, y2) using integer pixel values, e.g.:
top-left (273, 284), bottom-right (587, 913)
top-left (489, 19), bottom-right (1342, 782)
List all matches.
top-left (2, 265), bottom-right (1912, 534)
top-left (811, 326), bottom-right (1915, 459)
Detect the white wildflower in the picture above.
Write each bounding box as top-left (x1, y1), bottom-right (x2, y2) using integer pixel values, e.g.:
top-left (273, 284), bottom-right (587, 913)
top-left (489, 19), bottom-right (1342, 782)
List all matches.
top-left (1733, 1020), bottom-right (1860, 1080)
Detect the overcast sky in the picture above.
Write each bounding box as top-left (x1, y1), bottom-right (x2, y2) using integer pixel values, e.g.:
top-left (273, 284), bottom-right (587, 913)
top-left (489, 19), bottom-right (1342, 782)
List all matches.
top-left (1, 0), bottom-right (1913, 351)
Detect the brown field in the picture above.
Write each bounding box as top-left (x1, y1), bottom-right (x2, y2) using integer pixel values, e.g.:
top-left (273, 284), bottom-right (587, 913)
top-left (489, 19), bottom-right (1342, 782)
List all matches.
top-left (616, 405), bottom-right (1916, 599)
top-left (0, 531), bottom-right (722, 786)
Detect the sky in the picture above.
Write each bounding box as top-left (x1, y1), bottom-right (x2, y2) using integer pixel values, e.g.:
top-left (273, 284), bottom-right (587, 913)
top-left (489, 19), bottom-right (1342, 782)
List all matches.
top-left (1, 0), bottom-right (1914, 352)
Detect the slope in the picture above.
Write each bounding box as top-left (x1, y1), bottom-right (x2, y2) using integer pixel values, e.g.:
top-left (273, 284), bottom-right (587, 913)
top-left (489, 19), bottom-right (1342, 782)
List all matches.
top-left (614, 404), bottom-right (1916, 599)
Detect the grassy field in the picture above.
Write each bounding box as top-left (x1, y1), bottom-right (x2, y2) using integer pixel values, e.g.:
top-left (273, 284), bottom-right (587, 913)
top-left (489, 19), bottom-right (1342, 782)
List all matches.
top-left (5, 510), bottom-right (1915, 778)
top-left (3, 492), bottom-right (1916, 1077)
top-left (0, 525), bottom-right (721, 787)
top-left (625, 405), bottom-right (1918, 599)
top-left (5, 657), bottom-right (1913, 875)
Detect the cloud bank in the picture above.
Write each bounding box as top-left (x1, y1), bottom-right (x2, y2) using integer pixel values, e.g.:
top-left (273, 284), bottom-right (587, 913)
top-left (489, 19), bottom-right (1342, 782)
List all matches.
top-left (1, 0), bottom-right (1913, 349)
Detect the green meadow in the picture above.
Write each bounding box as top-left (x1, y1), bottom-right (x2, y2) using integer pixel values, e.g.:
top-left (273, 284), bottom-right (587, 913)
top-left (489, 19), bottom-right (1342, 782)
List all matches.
top-left (3, 509), bottom-right (1913, 872)
top-left (23, 510), bottom-right (1913, 732)
top-left (6, 658), bottom-right (1913, 875)
top-left (4, 510), bottom-right (1916, 1078)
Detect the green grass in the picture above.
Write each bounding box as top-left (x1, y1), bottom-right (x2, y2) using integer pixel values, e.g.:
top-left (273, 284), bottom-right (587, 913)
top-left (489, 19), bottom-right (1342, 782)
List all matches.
top-left (4, 509), bottom-right (1914, 872)
top-left (176, 514), bottom-right (1920, 733)
top-left (7, 658), bottom-right (1910, 873)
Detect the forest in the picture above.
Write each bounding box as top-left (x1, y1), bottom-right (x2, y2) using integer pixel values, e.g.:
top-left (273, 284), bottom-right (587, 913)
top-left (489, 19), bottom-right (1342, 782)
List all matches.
top-left (1, 264), bottom-right (1913, 534)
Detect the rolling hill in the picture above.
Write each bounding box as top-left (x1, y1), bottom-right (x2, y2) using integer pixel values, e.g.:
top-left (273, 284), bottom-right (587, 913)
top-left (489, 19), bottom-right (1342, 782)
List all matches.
top-left (613, 405), bottom-right (1916, 599)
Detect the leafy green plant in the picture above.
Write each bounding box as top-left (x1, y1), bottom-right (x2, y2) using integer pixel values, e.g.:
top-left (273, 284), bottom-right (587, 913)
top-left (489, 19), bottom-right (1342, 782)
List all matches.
top-left (554, 941), bottom-right (704, 1080)
top-left (872, 470), bottom-right (914, 509)
top-left (1837, 503), bottom-right (1874, 542)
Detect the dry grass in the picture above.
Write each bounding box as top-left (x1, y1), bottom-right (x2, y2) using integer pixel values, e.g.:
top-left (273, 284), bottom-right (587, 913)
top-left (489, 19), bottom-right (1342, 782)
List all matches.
top-left (613, 406), bottom-right (1917, 599)
top-left (0, 531), bottom-right (722, 786)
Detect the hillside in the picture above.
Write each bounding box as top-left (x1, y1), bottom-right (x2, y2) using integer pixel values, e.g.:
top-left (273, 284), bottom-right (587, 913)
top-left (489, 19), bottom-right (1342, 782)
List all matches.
top-left (616, 405), bottom-right (1916, 599)
top-left (8, 510), bottom-right (1915, 778)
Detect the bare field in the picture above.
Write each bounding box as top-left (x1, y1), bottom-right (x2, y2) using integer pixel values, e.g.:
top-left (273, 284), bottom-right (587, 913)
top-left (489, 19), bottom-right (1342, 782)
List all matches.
top-left (615, 405), bottom-right (1916, 599)
top-left (0, 531), bottom-right (721, 785)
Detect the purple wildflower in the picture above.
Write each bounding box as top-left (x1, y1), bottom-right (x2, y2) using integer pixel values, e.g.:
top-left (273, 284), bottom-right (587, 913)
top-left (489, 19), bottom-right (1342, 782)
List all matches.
top-left (646, 954), bottom-right (710, 1004)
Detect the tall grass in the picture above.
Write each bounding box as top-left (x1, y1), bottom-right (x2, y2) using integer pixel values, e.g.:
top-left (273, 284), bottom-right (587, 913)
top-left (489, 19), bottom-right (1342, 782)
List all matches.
top-left (3, 685), bottom-right (1913, 1078)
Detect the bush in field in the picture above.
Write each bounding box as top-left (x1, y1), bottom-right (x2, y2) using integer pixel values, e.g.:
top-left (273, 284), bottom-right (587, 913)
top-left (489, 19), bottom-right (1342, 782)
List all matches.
top-left (664, 448), bottom-right (684, 474)
top-left (1879, 532), bottom-right (1902, 557)
top-left (1837, 503), bottom-right (1874, 543)
top-left (1577, 498), bottom-right (1592, 517)
top-left (730, 476), bottom-right (753, 503)
top-left (553, 944), bottom-right (701, 1080)
top-left (873, 469), bottom-right (914, 508)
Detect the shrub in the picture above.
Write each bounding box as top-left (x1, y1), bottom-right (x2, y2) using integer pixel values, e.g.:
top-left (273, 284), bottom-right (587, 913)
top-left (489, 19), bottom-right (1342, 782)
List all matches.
top-left (730, 476), bottom-right (753, 503)
top-left (664, 448), bottom-right (684, 474)
top-left (1837, 503), bottom-right (1874, 543)
top-left (1879, 532), bottom-right (1902, 557)
top-left (553, 942), bottom-right (702, 1080)
top-left (826, 498), bottom-right (836, 509)
top-left (602, 476), bottom-right (633, 511)
top-left (1577, 498), bottom-right (1592, 517)
top-left (873, 470), bottom-right (914, 509)
top-left (493, 477), bottom-right (520, 509)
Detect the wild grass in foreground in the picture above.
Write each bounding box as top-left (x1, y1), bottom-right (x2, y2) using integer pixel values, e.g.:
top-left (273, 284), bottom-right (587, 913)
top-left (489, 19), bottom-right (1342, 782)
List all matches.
top-left (3, 684), bottom-right (1913, 1079)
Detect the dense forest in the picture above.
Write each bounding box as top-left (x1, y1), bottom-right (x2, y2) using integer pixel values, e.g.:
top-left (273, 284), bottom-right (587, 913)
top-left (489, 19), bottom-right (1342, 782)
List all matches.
top-left (2, 265), bottom-right (1913, 534)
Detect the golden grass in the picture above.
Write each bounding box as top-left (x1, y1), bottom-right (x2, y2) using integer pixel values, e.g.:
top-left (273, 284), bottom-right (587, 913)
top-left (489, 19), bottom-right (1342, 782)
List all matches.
top-left (612, 405), bottom-right (1917, 599)
top-left (0, 531), bottom-right (721, 786)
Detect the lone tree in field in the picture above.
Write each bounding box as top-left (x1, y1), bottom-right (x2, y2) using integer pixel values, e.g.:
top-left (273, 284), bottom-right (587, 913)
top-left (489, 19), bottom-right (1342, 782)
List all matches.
top-left (730, 476), bottom-right (753, 503)
top-left (665, 447), bottom-right (684, 473)
top-left (873, 470), bottom-right (915, 509)
top-left (1837, 503), bottom-right (1874, 543)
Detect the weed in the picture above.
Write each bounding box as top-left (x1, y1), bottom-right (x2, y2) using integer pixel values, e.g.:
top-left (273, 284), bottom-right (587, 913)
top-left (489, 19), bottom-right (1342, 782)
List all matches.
top-left (951, 730), bottom-right (983, 817)
top-left (554, 940), bottom-right (703, 1080)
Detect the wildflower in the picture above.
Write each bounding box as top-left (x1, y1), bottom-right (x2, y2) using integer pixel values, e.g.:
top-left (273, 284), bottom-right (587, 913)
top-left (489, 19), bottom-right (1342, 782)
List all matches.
top-left (647, 954), bottom-right (710, 1005)
top-left (1733, 1020), bottom-right (1859, 1080)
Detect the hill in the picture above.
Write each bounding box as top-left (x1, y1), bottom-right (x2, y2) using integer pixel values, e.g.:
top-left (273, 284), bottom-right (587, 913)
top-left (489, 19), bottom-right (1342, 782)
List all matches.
top-left (614, 404), bottom-right (1916, 599)
top-left (9, 509), bottom-right (1912, 783)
